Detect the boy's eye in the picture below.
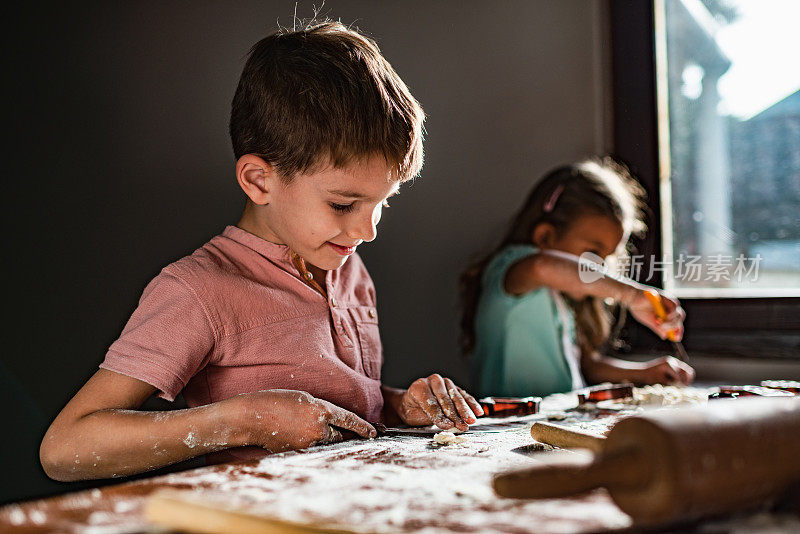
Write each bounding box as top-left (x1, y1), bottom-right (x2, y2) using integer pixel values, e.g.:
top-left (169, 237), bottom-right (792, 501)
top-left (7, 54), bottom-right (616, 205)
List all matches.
top-left (330, 202), bottom-right (355, 213)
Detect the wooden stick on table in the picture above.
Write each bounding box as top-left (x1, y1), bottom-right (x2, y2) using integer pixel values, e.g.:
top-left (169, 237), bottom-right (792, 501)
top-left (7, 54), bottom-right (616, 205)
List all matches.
top-left (530, 422), bottom-right (606, 453)
top-left (145, 489), bottom-right (354, 534)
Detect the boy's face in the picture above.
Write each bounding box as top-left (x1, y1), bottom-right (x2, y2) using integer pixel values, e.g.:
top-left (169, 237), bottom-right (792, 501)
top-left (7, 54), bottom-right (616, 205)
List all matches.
top-left (255, 156), bottom-right (399, 271)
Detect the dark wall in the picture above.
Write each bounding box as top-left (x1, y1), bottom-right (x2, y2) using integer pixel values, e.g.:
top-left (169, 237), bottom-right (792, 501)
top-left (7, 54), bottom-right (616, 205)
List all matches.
top-left (4, 1), bottom-right (608, 502)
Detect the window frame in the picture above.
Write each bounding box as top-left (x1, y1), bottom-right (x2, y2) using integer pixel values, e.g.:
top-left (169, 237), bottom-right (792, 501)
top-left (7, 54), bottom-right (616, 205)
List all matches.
top-left (608, 0), bottom-right (800, 359)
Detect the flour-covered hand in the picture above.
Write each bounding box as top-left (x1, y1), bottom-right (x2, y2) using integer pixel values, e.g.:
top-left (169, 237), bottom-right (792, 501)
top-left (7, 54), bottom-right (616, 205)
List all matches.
top-left (635, 356), bottom-right (694, 386)
top-left (232, 389), bottom-right (377, 453)
top-left (397, 374), bottom-right (484, 432)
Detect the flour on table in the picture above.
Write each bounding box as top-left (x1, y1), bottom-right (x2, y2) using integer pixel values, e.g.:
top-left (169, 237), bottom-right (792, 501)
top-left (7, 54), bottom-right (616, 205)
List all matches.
top-left (630, 385), bottom-right (708, 406)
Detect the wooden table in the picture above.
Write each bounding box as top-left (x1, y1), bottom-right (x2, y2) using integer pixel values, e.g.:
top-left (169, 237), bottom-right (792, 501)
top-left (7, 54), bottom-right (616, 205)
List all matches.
top-left (0, 410), bottom-right (634, 533)
top-left (2, 391), bottom-right (799, 533)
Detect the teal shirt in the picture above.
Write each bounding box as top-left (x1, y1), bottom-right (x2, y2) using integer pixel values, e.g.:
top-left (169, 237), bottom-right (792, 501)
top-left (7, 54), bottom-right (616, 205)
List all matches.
top-left (472, 245), bottom-right (578, 398)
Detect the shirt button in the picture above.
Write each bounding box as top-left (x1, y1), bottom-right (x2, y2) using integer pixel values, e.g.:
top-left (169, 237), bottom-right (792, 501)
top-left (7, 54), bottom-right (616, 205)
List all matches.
top-left (368, 309), bottom-right (376, 318)
top-left (330, 297), bottom-right (337, 307)
top-left (304, 271), bottom-right (313, 281)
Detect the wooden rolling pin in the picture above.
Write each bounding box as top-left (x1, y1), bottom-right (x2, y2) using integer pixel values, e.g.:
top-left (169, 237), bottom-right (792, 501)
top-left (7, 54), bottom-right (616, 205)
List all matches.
top-left (495, 397), bottom-right (800, 527)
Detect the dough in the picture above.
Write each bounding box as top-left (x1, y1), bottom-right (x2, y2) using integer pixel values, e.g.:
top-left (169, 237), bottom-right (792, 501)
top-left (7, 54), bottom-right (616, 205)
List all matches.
top-left (433, 432), bottom-right (468, 446)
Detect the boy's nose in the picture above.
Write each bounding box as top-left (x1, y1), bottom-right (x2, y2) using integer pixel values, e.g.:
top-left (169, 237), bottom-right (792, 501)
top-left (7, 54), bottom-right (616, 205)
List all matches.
top-left (347, 210), bottom-right (379, 242)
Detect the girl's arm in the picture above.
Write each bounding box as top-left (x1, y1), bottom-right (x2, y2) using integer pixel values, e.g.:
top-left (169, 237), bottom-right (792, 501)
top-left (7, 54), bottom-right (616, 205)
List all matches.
top-left (581, 352), bottom-right (694, 386)
top-left (505, 252), bottom-right (641, 302)
top-left (505, 251), bottom-right (684, 340)
top-left (40, 369), bottom-right (375, 481)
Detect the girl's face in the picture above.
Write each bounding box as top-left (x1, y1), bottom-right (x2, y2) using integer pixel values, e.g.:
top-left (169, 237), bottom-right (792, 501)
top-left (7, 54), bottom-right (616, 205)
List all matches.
top-left (534, 214), bottom-right (625, 259)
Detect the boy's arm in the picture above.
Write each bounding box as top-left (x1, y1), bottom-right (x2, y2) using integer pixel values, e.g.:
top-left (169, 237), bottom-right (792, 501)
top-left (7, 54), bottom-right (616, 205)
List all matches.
top-left (505, 252), bottom-right (684, 341)
top-left (41, 369), bottom-right (376, 482)
top-left (580, 352), bottom-right (694, 386)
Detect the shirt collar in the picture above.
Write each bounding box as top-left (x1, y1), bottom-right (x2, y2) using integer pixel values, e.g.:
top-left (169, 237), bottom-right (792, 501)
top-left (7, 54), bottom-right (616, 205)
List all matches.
top-left (221, 225), bottom-right (335, 298)
top-left (221, 225), bottom-right (293, 264)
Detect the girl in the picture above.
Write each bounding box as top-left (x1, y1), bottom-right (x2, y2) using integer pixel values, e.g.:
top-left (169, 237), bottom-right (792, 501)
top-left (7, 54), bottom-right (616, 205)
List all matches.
top-left (460, 158), bottom-right (694, 398)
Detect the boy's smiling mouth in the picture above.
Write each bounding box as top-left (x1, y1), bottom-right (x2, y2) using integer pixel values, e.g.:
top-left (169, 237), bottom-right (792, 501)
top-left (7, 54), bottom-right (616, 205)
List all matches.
top-left (327, 242), bottom-right (358, 255)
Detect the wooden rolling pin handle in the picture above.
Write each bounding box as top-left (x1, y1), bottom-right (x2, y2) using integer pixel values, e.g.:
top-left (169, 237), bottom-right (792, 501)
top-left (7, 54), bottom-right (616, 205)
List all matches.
top-left (531, 421), bottom-right (606, 453)
top-left (494, 452), bottom-right (642, 500)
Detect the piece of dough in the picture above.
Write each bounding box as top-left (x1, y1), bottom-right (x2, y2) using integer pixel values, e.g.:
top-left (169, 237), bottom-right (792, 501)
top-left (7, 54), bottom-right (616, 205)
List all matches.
top-left (433, 432), bottom-right (468, 446)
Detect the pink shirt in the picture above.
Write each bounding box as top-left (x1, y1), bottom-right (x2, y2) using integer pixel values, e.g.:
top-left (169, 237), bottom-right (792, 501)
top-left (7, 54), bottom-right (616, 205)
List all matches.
top-left (100, 226), bottom-right (384, 462)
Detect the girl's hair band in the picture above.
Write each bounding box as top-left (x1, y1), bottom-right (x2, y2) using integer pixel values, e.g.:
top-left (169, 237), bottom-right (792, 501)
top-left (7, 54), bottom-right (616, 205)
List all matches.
top-left (543, 184), bottom-right (564, 213)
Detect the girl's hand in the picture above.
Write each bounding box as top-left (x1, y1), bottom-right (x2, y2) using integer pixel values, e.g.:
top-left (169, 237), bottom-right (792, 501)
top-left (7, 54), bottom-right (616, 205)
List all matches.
top-left (397, 374), bottom-right (484, 432)
top-left (634, 356), bottom-right (695, 386)
top-left (233, 389), bottom-right (377, 452)
top-left (628, 288), bottom-right (685, 341)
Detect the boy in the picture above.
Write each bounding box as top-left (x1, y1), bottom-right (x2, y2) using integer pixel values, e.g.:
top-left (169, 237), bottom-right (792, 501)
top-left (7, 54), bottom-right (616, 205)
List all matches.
top-left (41, 21), bottom-right (482, 482)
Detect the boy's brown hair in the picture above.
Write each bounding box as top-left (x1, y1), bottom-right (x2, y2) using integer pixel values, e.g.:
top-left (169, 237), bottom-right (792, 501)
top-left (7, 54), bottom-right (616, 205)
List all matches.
top-left (230, 21), bottom-right (425, 182)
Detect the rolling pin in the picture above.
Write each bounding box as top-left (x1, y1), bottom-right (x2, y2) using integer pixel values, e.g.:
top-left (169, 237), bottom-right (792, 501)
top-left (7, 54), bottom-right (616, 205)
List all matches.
top-left (495, 397), bottom-right (800, 527)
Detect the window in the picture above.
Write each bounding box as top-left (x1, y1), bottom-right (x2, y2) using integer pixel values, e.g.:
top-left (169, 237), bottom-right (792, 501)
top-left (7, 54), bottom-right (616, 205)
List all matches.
top-left (609, 0), bottom-right (799, 358)
top-left (655, 0), bottom-right (800, 297)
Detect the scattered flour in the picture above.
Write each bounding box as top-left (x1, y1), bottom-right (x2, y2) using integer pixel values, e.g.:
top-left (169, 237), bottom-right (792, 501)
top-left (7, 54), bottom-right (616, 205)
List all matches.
top-left (112, 500), bottom-right (138, 514)
top-left (183, 432), bottom-right (200, 448)
top-left (28, 509), bottom-right (46, 525)
top-left (86, 511), bottom-right (115, 525)
top-left (631, 385), bottom-right (708, 406)
top-left (7, 507), bottom-right (25, 525)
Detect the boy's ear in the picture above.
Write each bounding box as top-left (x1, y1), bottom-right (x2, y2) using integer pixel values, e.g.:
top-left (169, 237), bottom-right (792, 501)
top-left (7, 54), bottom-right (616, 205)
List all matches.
top-left (532, 223), bottom-right (557, 249)
top-left (236, 155), bottom-right (277, 205)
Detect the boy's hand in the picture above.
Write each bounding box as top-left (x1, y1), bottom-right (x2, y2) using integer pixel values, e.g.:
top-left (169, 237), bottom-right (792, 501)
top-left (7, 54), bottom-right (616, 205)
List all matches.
top-left (634, 356), bottom-right (695, 386)
top-left (628, 288), bottom-right (685, 341)
top-left (397, 374), bottom-right (484, 432)
top-left (232, 389), bottom-right (376, 453)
